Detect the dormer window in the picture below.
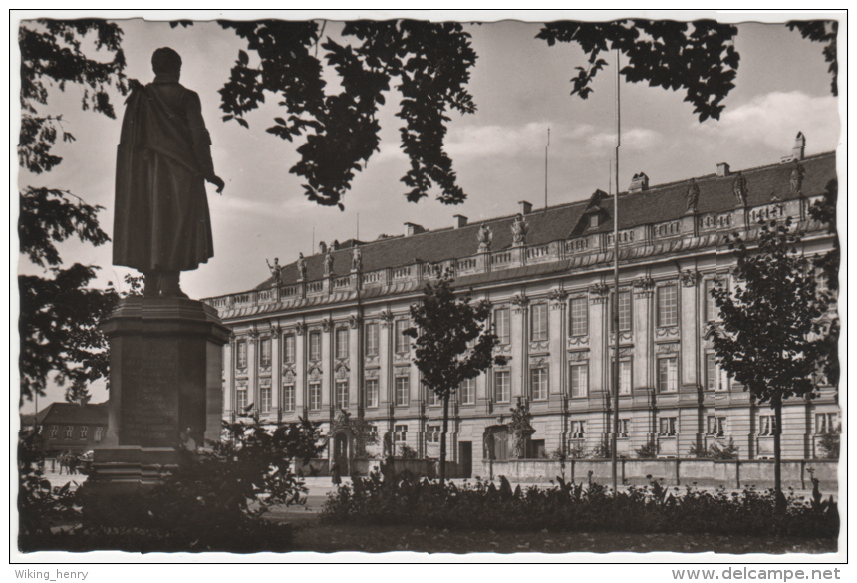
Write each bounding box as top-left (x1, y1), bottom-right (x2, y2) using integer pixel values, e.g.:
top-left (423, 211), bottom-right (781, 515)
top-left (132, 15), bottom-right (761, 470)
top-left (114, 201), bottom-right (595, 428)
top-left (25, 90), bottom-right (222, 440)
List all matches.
top-left (589, 214), bottom-right (600, 229)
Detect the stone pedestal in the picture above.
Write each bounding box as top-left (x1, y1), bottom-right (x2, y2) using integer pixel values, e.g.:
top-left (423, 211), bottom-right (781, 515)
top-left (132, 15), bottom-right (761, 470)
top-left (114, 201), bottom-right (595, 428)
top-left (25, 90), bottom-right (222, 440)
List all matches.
top-left (92, 296), bottom-right (229, 486)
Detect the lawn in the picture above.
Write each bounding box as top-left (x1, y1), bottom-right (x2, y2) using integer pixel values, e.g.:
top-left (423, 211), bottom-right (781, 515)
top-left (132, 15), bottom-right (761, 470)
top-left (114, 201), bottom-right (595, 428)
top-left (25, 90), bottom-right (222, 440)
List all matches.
top-left (288, 521), bottom-right (837, 554)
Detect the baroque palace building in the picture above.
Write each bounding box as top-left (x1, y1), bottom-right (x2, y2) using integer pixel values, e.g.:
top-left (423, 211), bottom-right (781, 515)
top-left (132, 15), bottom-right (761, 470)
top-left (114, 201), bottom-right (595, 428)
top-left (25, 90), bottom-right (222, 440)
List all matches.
top-left (204, 134), bottom-right (838, 475)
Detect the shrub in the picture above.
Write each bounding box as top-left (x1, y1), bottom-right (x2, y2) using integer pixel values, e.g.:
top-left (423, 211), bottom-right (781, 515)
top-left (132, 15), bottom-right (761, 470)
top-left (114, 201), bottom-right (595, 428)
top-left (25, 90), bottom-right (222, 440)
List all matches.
top-left (397, 444), bottom-right (419, 459)
top-left (322, 474), bottom-right (839, 539)
top-left (20, 418), bottom-right (324, 552)
top-left (635, 439), bottom-right (658, 458)
top-left (708, 437), bottom-right (740, 460)
top-left (817, 425), bottom-right (840, 459)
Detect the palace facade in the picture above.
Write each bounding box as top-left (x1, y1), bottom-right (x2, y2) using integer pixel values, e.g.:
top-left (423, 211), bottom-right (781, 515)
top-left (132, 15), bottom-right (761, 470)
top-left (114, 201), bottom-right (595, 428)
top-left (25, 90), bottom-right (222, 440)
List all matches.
top-left (204, 134), bottom-right (838, 476)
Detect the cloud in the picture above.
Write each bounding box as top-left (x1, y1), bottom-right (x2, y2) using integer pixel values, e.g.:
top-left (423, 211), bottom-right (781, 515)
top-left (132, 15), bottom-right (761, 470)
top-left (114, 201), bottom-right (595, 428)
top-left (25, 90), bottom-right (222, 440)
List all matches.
top-left (693, 91), bottom-right (839, 152)
top-left (445, 122), bottom-right (553, 160)
top-left (587, 128), bottom-right (663, 151)
top-left (443, 122), bottom-right (662, 161)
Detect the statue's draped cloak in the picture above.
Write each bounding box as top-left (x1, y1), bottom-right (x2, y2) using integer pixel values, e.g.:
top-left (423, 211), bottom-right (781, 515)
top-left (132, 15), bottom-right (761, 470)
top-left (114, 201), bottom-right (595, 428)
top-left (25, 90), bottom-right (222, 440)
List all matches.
top-left (113, 78), bottom-right (215, 272)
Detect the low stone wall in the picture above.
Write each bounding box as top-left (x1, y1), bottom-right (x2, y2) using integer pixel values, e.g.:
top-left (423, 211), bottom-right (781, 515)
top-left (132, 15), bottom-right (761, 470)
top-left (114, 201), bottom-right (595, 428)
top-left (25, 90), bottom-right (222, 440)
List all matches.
top-left (294, 458), bottom-right (463, 479)
top-left (294, 458), bottom-right (330, 477)
top-left (476, 458), bottom-right (838, 490)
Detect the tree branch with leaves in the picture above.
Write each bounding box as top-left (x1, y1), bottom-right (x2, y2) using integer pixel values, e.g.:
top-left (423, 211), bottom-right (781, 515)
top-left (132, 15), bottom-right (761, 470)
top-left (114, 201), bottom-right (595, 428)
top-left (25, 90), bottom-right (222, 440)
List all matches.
top-left (710, 216), bottom-right (833, 503)
top-left (17, 19), bottom-right (133, 404)
top-left (404, 276), bottom-right (506, 482)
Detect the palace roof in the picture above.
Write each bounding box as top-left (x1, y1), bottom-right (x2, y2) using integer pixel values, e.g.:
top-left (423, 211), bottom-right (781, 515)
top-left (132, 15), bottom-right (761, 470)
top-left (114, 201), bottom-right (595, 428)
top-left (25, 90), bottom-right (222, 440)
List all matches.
top-left (252, 151), bottom-right (835, 291)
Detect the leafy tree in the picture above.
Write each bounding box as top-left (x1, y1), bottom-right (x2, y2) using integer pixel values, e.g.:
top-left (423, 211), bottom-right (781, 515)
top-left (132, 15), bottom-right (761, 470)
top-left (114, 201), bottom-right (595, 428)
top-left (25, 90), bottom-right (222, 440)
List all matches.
top-left (536, 19), bottom-right (740, 122)
top-left (816, 425), bottom-right (840, 460)
top-left (787, 21), bottom-right (838, 96)
top-left (404, 276), bottom-right (506, 482)
top-left (536, 18), bottom-right (838, 121)
top-left (808, 178), bottom-right (840, 388)
top-left (18, 19), bottom-right (132, 404)
top-left (710, 216), bottom-right (832, 502)
top-left (217, 19), bottom-right (477, 208)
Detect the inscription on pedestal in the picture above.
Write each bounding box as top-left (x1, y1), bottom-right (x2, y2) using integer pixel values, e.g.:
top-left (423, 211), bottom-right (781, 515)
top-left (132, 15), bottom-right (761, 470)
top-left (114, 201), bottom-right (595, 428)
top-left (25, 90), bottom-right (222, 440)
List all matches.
top-left (121, 341), bottom-right (179, 447)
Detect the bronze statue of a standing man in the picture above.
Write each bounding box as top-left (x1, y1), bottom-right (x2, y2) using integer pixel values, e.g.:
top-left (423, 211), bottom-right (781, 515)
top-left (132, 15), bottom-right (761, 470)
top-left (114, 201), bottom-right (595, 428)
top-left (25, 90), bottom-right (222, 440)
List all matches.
top-left (114, 48), bottom-right (225, 298)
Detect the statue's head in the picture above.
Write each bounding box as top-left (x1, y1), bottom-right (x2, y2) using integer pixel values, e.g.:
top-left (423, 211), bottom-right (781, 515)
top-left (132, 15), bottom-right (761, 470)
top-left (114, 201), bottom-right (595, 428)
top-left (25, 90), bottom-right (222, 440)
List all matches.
top-left (151, 47), bottom-right (182, 78)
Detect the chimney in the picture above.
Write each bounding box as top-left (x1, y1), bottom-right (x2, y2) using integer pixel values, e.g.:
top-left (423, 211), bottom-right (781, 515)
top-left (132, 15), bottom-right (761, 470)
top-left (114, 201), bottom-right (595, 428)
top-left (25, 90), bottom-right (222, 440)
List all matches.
top-left (716, 162), bottom-right (730, 177)
top-left (629, 172), bottom-right (649, 192)
top-left (331, 239), bottom-right (340, 251)
top-left (405, 222), bottom-right (426, 236)
top-left (519, 200), bottom-right (532, 215)
top-left (793, 131), bottom-right (806, 160)
top-left (453, 214), bottom-right (468, 228)
top-left (318, 241), bottom-right (327, 254)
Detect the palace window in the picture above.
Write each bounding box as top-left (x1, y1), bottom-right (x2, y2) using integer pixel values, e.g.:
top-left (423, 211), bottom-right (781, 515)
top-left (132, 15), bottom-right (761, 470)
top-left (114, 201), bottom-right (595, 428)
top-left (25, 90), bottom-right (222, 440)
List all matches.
top-left (815, 413), bottom-right (838, 434)
top-left (94, 427), bottom-right (104, 442)
top-left (365, 379), bottom-right (379, 408)
top-left (395, 319), bottom-right (410, 353)
top-left (365, 322), bottom-right (380, 356)
top-left (618, 419), bottom-right (630, 438)
top-left (64, 426), bottom-right (74, 439)
top-left (612, 358), bottom-right (632, 395)
top-left (619, 291), bottom-right (632, 332)
top-left (49, 425), bottom-right (58, 438)
top-left (571, 420), bottom-right (586, 439)
top-left (494, 370), bottom-right (511, 403)
top-left (283, 385), bottom-right (296, 412)
top-left (459, 377), bottom-right (476, 405)
top-left (608, 290), bottom-right (633, 332)
top-left (494, 307), bottom-right (510, 344)
top-left (427, 425), bottom-right (441, 444)
top-left (236, 340), bottom-right (247, 368)
top-left (758, 415), bottom-right (776, 436)
top-left (335, 380), bottom-right (349, 409)
top-left (706, 353), bottom-right (726, 391)
top-left (659, 417), bottom-right (677, 436)
top-left (569, 362), bottom-right (588, 398)
top-left (309, 383), bottom-right (322, 411)
top-left (283, 334), bottom-right (296, 364)
top-left (570, 298), bottom-right (588, 336)
top-left (260, 386), bottom-right (272, 413)
top-left (309, 331), bottom-right (322, 361)
top-left (530, 303), bottom-right (549, 342)
top-left (395, 376), bottom-right (409, 407)
top-left (236, 387), bottom-right (248, 411)
top-left (260, 338), bottom-right (272, 367)
top-left (657, 284), bottom-right (678, 327)
top-left (335, 328), bottom-right (349, 360)
top-left (658, 356), bottom-right (678, 393)
top-left (704, 279), bottom-right (720, 322)
top-left (79, 426), bottom-right (88, 439)
top-left (428, 388), bottom-right (440, 407)
top-left (707, 416), bottom-right (726, 437)
top-left (394, 424), bottom-right (408, 443)
top-left (530, 365), bottom-right (548, 400)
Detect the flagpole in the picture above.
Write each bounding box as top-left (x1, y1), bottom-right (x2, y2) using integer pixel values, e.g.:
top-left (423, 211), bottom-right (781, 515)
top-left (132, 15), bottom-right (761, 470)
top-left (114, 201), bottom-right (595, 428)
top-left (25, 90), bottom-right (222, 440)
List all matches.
top-left (545, 128), bottom-right (550, 208)
top-left (612, 47), bottom-right (621, 496)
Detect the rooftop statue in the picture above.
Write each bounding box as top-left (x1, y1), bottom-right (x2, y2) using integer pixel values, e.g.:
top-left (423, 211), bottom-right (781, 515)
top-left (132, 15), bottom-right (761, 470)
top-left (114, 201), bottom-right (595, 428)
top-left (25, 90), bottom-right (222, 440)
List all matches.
top-left (114, 48), bottom-right (225, 298)
top-left (511, 214), bottom-right (529, 245)
top-left (352, 246), bottom-right (363, 272)
top-left (296, 252), bottom-right (307, 281)
top-left (477, 223), bottom-right (493, 252)
top-left (266, 257), bottom-right (282, 285)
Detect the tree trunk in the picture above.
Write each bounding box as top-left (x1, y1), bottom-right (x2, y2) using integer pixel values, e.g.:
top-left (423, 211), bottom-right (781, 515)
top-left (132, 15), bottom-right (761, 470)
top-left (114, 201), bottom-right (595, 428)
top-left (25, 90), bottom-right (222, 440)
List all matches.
top-left (773, 396), bottom-right (784, 512)
top-left (440, 393), bottom-right (449, 484)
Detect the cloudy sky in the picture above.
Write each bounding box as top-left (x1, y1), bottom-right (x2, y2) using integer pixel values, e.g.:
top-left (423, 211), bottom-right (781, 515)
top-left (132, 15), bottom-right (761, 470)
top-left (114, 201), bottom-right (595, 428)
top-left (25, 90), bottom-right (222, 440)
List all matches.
top-left (15, 10), bottom-right (842, 406)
